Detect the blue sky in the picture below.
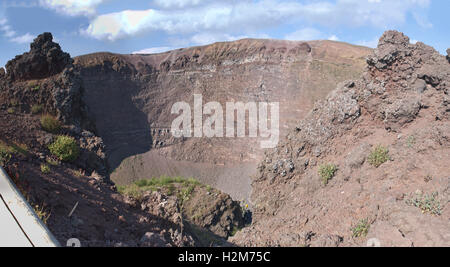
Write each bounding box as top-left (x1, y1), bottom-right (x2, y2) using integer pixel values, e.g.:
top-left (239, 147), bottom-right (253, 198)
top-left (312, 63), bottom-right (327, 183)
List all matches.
top-left (0, 0), bottom-right (449, 67)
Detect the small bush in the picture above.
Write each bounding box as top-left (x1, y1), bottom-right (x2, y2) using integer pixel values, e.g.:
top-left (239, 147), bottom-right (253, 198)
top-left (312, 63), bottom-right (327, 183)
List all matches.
top-left (406, 192), bottom-right (442, 216)
top-left (41, 115), bottom-right (61, 133)
top-left (9, 99), bottom-right (19, 107)
top-left (48, 136), bottom-right (80, 162)
top-left (7, 107), bottom-right (15, 114)
top-left (71, 169), bottom-right (83, 177)
top-left (118, 176), bottom-right (201, 204)
top-left (33, 204), bottom-right (50, 225)
top-left (31, 104), bottom-right (43, 114)
top-left (318, 164), bottom-right (338, 185)
top-left (40, 164), bottom-right (50, 174)
top-left (10, 142), bottom-right (28, 155)
top-left (351, 219), bottom-right (370, 238)
top-left (368, 145), bottom-right (390, 168)
top-left (0, 147), bottom-right (11, 167)
top-left (406, 136), bottom-right (416, 148)
top-left (118, 184), bottom-right (144, 201)
top-left (46, 158), bottom-right (60, 166)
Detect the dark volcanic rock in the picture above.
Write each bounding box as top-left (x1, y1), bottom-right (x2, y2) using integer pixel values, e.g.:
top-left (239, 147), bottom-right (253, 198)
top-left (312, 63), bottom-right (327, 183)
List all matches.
top-left (0, 68), bottom-right (5, 78)
top-left (5, 32), bottom-right (73, 81)
top-left (447, 48), bottom-right (450, 63)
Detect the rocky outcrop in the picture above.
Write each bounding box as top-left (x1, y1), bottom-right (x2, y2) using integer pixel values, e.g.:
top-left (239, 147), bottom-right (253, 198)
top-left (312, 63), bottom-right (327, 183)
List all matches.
top-left (231, 31), bottom-right (450, 247)
top-left (5, 33), bottom-right (73, 82)
top-left (128, 183), bottom-right (244, 245)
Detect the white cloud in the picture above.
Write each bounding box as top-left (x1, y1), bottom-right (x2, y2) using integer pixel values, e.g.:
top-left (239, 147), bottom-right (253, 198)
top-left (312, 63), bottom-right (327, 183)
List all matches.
top-left (190, 33), bottom-right (251, 45)
top-left (0, 19), bottom-right (16, 38)
top-left (153, 0), bottom-right (206, 9)
top-left (285, 28), bottom-right (339, 41)
top-left (132, 46), bottom-right (175, 54)
top-left (39, 0), bottom-right (106, 16)
top-left (357, 37), bottom-right (380, 48)
top-left (11, 33), bottom-right (35, 44)
top-left (81, 0), bottom-right (432, 41)
top-left (285, 28), bottom-right (324, 41)
top-left (0, 17), bottom-right (36, 44)
top-left (328, 35), bottom-right (339, 41)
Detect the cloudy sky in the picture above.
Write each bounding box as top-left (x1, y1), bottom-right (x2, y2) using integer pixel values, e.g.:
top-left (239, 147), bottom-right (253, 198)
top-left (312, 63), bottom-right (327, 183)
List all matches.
top-left (0, 0), bottom-right (448, 67)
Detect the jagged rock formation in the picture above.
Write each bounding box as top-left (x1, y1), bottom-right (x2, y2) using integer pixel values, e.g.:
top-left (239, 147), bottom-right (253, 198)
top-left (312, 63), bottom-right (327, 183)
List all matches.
top-left (73, 39), bottom-right (371, 200)
top-left (230, 31), bottom-right (450, 247)
top-left (5, 33), bottom-right (73, 82)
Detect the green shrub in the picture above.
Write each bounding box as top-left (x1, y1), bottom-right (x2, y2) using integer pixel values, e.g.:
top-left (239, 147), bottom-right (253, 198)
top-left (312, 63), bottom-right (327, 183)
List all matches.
top-left (351, 219), bottom-right (370, 238)
top-left (368, 145), bottom-right (390, 168)
top-left (7, 107), bottom-right (15, 114)
top-left (40, 164), bottom-right (51, 174)
top-left (118, 176), bottom-right (201, 203)
top-left (46, 158), bottom-right (60, 166)
top-left (9, 99), bottom-right (19, 107)
top-left (48, 136), bottom-right (79, 162)
top-left (318, 164), bottom-right (338, 185)
top-left (31, 104), bottom-right (43, 114)
top-left (33, 204), bottom-right (50, 225)
top-left (406, 192), bottom-right (442, 216)
top-left (41, 115), bottom-right (61, 133)
top-left (0, 147), bottom-right (11, 167)
top-left (117, 184), bottom-right (144, 201)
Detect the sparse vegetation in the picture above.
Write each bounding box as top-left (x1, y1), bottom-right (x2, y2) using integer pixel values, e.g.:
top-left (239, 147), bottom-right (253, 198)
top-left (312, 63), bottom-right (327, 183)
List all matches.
top-left (9, 99), bottom-right (19, 107)
top-left (230, 226), bottom-right (243, 237)
top-left (31, 104), bottom-right (43, 114)
top-left (40, 164), bottom-right (51, 174)
top-left (118, 184), bottom-right (144, 201)
top-left (406, 192), bottom-right (442, 216)
top-left (40, 114), bottom-right (61, 133)
top-left (7, 107), bottom-right (15, 114)
top-left (351, 219), bottom-right (370, 238)
top-left (71, 169), bottom-right (83, 177)
top-left (0, 141), bottom-right (29, 165)
top-left (368, 145), bottom-right (390, 168)
top-left (46, 158), bottom-right (60, 166)
top-left (27, 81), bottom-right (41, 92)
top-left (9, 142), bottom-right (28, 156)
top-left (318, 163), bottom-right (338, 185)
top-left (33, 204), bottom-right (50, 225)
top-left (406, 136), bottom-right (416, 148)
top-left (0, 147), bottom-right (11, 167)
top-left (118, 176), bottom-right (201, 205)
top-left (48, 135), bottom-right (80, 162)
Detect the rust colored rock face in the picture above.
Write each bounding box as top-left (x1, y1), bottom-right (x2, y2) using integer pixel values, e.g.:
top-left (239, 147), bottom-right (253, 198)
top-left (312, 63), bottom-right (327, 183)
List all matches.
top-left (230, 31), bottom-right (450, 247)
top-left (73, 39), bottom-right (371, 200)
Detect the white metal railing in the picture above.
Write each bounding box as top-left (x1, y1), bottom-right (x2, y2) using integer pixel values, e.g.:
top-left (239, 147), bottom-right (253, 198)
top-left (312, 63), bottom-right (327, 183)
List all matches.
top-left (0, 167), bottom-right (60, 247)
